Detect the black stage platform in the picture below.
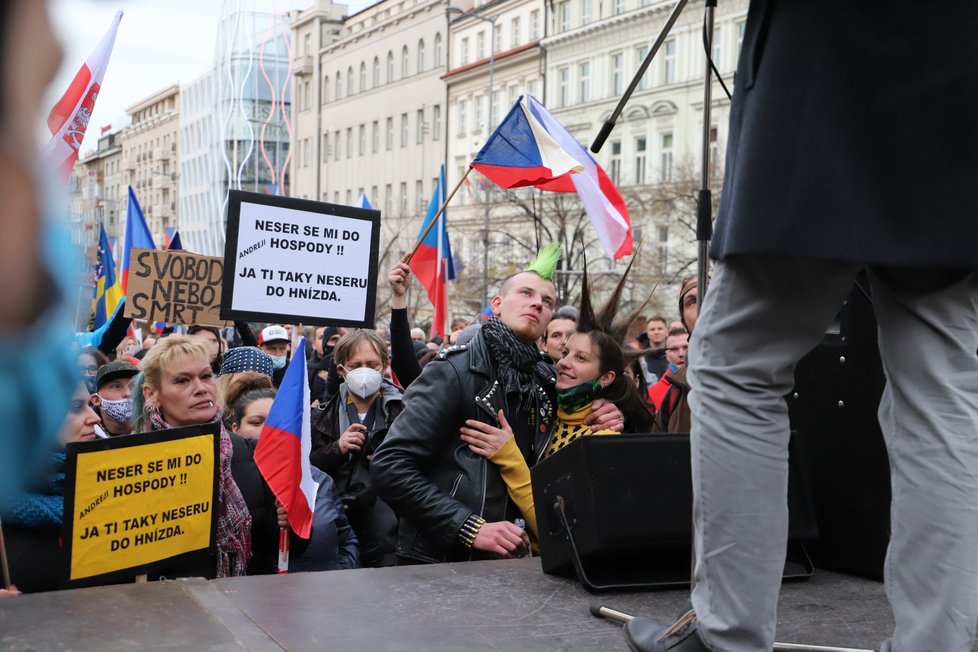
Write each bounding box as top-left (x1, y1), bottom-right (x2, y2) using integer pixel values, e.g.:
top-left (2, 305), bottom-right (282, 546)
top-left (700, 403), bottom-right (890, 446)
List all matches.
top-left (0, 557), bottom-right (918, 651)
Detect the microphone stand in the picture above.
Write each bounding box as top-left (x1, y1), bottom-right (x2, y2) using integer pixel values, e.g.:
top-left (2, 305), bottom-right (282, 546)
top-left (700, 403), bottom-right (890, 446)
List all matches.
top-left (590, 0), bottom-right (717, 299)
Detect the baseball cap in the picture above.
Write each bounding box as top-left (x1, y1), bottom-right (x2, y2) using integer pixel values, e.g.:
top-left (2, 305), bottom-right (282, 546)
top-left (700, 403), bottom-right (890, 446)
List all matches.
top-left (259, 325), bottom-right (289, 345)
top-left (95, 360), bottom-right (140, 391)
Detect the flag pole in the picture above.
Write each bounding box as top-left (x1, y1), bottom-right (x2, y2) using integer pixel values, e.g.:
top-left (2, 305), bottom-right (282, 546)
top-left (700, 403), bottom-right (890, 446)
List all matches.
top-left (278, 527), bottom-right (290, 574)
top-left (0, 517), bottom-right (11, 589)
top-left (405, 167), bottom-right (472, 264)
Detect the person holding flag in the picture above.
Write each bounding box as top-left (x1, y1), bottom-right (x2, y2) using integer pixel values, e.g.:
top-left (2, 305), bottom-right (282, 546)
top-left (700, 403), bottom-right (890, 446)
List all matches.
top-left (251, 343), bottom-right (359, 573)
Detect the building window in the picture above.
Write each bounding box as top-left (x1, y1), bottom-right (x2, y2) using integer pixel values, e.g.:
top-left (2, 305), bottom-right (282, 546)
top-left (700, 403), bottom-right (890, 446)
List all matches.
top-left (400, 113), bottom-right (408, 147)
top-left (433, 104), bottom-right (441, 140)
top-left (322, 75), bottom-right (329, 103)
top-left (418, 39), bottom-right (426, 72)
top-left (458, 99), bottom-right (467, 135)
top-left (477, 31), bottom-right (485, 59)
top-left (334, 130), bottom-right (340, 161)
top-left (660, 132), bottom-right (673, 181)
top-left (322, 133), bottom-right (329, 162)
top-left (581, 0), bottom-right (590, 24)
top-left (461, 37), bottom-right (469, 65)
top-left (558, 2), bottom-right (570, 32)
top-left (634, 136), bottom-right (647, 184)
top-left (387, 51), bottom-right (395, 81)
top-left (736, 21), bottom-right (746, 59)
top-left (658, 225), bottom-right (668, 242)
top-left (401, 45), bottom-right (409, 77)
top-left (611, 52), bottom-right (624, 95)
top-left (417, 109), bottom-right (425, 144)
top-left (511, 17), bottom-right (521, 48)
top-left (637, 46), bottom-right (651, 90)
top-left (557, 67), bottom-right (570, 107)
top-left (384, 183), bottom-right (392, 215)
top-left (614, 0), bottom-right (625, 15)
top-left (386, 117), bottom-right (394, 150)
top-left (474, 95), bottom-right (484, 133)
top-left (508, 84), bottom-right (518, 106)
top-left (530, 10), bottom-right (540, 39)
top-left (373, 56), bottom-right (380, 86)
top-left (663, 39), bottom-right (677, 84)
top-left (372, 120), bottom-right (379, 153)
top-left (347, 66), bottom-right (353, 95)
top-left (712, 26), bottom-right (722, 70)
top-left (359, 62), bottom-right (366, 91)
top-left (335, 72), bottom-right (342, 99)
top-left (358, 124), bottom-right (366, 156)
top-left (491, 90), bottom-right (500, 128)
top-left (578, 61), bottom-right (590, 102)
top-left (416, 180), bottom-right (424, 214)
top-left (434, 32), bottom-right (442, 65)
top-left (528, 79), bottom-right (541, 98)
top-left (346, 127), bottom-right (353, 158)
top-left (609, 140), bottom-right (621, 184)
top-left (399, 182), bottom-right (407, 215)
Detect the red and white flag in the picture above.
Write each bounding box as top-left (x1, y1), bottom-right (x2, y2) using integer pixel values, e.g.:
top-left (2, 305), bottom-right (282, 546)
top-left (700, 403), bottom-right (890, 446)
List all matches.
top-left (43, 11), bottom-right (123, 182)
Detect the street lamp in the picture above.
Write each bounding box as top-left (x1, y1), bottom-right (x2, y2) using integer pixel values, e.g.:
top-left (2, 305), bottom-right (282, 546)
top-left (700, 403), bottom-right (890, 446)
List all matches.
top-left (447, 5), bottom-right (497, 307)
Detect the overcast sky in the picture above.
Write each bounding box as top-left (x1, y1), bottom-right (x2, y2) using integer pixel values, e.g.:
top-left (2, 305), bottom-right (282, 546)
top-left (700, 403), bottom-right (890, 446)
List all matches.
top-left (45, 0), bottom-right (375, 154)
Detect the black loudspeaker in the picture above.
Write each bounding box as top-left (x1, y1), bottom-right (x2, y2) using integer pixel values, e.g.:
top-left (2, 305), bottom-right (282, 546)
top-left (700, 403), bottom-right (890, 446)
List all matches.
top-left (531, 433), bottom-right (817, 592)
top-left (789, 279), bottom-right (891, 580)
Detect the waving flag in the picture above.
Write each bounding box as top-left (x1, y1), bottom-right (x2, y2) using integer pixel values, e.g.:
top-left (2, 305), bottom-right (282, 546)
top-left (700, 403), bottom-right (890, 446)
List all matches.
top-left (120, 186), bottom-right (156, 291)
top-left (43, 12), bottom-right (123, 182)
top-left (473, 95), bottom-right (632, 260)
top-left (410, 166), bottom-right (456, 340)
top-left (471, 96), bottom-right (583, 189)
top-left (254, 339), bottom-right (318, 538)
top-left (92, 224), bottom-right (122, 329)
top-left (356, 192), bottom-right (372, 210)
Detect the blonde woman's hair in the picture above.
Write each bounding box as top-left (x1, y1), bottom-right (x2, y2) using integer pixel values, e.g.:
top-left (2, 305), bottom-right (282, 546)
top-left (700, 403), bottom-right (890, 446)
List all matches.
top-left (131, 335), bottom-right (221, 431)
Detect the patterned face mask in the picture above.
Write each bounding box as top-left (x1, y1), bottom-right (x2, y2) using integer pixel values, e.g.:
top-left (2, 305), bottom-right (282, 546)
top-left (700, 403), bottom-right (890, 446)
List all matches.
top-left (98, 396), bottom-right (133, 424)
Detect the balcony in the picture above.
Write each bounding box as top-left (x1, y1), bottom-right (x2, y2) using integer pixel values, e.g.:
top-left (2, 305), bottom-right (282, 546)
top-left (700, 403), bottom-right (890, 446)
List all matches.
top-left (153, 175), bottom-right (172, 190)
top-left (294, 54), bottom-right (314, 76)
top-left (153, 147), bottom-right (171, 160)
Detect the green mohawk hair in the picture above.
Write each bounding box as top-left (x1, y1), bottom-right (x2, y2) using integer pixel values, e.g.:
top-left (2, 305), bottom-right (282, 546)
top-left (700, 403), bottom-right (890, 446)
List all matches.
top-left (525, 241), bottom-right (562, 281)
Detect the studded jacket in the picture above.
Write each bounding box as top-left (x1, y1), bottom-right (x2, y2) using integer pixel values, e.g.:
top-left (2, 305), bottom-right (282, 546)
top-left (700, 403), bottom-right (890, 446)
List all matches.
top-left (371, 329), bottom-right (557, 563)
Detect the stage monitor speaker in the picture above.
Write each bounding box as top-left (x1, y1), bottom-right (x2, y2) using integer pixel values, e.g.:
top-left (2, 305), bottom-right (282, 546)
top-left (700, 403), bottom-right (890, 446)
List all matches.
top-left (789, 278), bottom-right (890, 580)
top-left (531, 432), bottom-right (816, 592)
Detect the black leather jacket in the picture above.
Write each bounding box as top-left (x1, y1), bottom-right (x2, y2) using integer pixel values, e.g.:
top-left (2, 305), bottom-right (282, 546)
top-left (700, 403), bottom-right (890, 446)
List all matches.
top-left (371, 330), bottom-right (556, 563)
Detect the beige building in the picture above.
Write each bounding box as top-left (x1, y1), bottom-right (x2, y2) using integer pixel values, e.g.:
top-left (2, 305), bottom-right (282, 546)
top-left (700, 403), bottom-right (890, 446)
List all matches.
top-left (292, 0), bottom-right (450, 253)
top-left (121, 84), bottom-right (180, 245)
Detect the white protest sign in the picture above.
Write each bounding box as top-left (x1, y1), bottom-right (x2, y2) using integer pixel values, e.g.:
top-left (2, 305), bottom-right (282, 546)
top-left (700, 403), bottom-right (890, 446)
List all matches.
top-left (221, 191), bottom-right (380, 327)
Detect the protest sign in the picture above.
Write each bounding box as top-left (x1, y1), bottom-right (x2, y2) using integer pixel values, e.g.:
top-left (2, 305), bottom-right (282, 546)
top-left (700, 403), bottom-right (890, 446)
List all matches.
top-left (63, 424), bottom-right (219, 586)
top-left (124, 248), bottom-right (231, 327)
top-left (221, 190), bottom-right (380, 327)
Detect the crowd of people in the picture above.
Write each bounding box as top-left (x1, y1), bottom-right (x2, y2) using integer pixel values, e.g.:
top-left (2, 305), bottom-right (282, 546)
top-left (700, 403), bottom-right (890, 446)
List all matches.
top-left (1, 242), bottom-right (699, 592)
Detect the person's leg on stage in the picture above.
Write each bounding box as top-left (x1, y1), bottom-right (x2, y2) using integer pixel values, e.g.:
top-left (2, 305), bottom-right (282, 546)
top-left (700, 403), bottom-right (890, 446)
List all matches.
top-left (626, 255), bottom-right (857, 652)
top-left (869, 269), bottom-right (978, 652)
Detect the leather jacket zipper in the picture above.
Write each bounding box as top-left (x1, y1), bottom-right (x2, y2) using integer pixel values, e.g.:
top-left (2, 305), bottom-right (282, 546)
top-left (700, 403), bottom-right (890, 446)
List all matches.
top-left (448, 473), bottom-right (463, 498)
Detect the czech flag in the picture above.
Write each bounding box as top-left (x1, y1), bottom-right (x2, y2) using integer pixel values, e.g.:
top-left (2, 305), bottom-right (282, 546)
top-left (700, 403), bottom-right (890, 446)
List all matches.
top-left (356, 192), bottom-right (372, 210)
top-left (410, 166), bottom-right (455, 340)
top-left (474, 95), bottom-right (632, 260)
top-left (120, 186), bottom-right (156, 292)
top-left (471, 96), bottom-right (583, 189)
top-left (43, 12), bottom-right (123, 182)
top-left (255, 339), bottom-right (318, 538)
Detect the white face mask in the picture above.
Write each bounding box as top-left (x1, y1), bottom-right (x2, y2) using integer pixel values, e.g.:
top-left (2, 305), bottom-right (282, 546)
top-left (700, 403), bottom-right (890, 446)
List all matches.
top-left (344, 367), bottom-right (382, 399)
top-left (270, 354), bottom-right (288, 369)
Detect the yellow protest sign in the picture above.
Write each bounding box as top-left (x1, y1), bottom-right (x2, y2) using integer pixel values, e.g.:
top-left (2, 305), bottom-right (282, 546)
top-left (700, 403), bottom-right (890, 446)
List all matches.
top-left (64, 425), bottom-right (219, 585)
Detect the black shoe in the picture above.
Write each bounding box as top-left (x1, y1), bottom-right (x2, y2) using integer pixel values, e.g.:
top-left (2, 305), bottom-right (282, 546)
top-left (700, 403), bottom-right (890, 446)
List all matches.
top-left (624, 610), bottom-right (710, 652)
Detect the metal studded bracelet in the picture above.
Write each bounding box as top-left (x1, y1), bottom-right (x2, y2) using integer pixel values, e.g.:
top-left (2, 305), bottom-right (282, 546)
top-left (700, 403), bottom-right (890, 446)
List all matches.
top-left (458, 514), bottom-right (487, 549)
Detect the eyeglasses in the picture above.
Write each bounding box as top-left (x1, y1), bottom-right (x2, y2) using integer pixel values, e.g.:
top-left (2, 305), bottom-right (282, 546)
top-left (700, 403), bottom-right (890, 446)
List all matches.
top-left (80, 365), bottom-right (98, 375)
top-left (665, 346), bottom-right (689, 353)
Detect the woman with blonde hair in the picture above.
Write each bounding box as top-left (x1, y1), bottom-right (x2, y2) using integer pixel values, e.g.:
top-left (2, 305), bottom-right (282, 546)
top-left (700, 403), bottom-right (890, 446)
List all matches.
top-left (131, 335), bottom-right (253, 577)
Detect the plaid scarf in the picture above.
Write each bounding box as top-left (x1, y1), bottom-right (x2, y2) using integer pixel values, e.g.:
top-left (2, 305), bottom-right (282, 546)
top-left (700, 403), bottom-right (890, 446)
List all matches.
top-left (149, 410), bottom-right (252, 577)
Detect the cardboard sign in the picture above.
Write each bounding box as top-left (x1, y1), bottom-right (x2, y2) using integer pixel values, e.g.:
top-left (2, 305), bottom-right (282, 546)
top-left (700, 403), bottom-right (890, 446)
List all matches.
top-left (124, 248), bottom-right (231, 327)
top-left (220, 190), bottom-right (380, 327)
top-left (63, 425), bottom-right (219, 586)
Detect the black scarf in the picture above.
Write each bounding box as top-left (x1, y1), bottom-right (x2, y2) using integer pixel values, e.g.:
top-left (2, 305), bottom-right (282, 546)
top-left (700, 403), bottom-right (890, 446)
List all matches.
top-left (482, 317), bottom-right (554, 454)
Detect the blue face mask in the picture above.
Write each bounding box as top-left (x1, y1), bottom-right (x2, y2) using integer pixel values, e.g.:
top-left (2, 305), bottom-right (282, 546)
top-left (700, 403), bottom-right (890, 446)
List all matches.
top-left (270, 354), bottom-right (288, 370)
top-left (0, 161), bottom-right (81, 506)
